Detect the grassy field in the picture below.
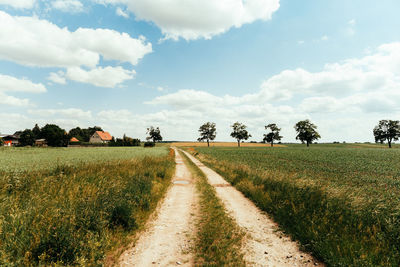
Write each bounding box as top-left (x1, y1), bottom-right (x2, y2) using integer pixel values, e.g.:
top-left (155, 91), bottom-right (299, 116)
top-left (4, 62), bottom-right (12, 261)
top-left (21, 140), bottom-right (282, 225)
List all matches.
top-left (190, 144), bottom-right (400, 266)
top-left (0, 146), bottom-right (168, 172)
top-left (0, 147), bottom-right (175, 266)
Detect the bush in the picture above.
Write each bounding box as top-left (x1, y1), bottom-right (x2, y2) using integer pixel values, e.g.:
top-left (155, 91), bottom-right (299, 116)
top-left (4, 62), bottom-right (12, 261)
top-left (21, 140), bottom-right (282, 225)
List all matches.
top-left (109, 136), bottom-right (141, 147)
top-left (144, 142), bottom-right (155, 147)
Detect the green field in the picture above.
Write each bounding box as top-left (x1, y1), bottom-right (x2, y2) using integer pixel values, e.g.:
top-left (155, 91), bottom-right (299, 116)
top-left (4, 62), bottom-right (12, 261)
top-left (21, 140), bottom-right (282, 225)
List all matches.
top-left (0, 146), bottom-right (168, 172)
top-left (192, 144), bottom-right (400, 266)
top-left (0, 147), bottom-right (174, 266)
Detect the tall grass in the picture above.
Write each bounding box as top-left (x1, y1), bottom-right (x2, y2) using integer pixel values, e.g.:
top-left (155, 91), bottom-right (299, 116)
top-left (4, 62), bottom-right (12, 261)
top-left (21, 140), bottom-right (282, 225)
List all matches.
top-left (192, 146), bottom-right (400, 266)
top-left (0, 149), bottom-right (175, 266)
top-left (179, 151), bottom-right (245, 266)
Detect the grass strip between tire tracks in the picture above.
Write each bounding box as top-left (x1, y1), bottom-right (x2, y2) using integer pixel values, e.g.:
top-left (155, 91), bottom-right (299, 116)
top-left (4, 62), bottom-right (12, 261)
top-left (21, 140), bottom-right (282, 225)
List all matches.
top-left (179, 150), bottom-right (245, 267)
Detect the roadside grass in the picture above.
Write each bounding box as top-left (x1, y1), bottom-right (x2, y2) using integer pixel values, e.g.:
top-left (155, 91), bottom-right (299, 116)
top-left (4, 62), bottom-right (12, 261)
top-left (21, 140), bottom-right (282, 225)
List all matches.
top-left (191, 146), bottom-right (400, 266)
top-left (0, 149), bottom-right (175, 266)
top-left (178, 150), bottom-right (245, 266)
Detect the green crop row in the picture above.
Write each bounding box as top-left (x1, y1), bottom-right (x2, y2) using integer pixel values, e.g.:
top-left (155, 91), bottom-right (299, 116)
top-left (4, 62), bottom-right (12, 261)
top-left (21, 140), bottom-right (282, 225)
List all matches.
top-left (0, 148), bottom-right (175, 266)
top-left (192, 146), bottom-right (400, 266)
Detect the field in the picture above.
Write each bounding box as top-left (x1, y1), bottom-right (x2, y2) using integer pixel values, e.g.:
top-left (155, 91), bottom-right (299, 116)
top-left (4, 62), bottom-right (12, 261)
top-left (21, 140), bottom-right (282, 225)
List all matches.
top-left (0, 147), bottom-right (175, 266)
top-left (0, 146), bottom-right (169, 172)
top-left (171, 142), bottom-right (286, 147)
top-left (191, 144), bottom-right (400, 266)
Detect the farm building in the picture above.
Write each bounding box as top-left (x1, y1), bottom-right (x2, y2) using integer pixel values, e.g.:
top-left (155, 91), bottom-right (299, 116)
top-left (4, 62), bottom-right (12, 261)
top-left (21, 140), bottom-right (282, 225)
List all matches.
top-left (70, 137), bottom-right (79, 143)
top-left (89, 131), bottom-right (112, 143)
top-left (2, 132), bottom-right (22, 147)
top-left (35, 139), bottom-right (47, 147)
top-left (69, 137), bottom-right (80, 147)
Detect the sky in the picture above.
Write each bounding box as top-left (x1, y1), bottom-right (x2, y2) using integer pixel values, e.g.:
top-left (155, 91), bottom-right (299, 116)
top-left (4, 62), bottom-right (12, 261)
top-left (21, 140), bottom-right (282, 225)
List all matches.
top-left (1, 0), bottom-right (400, 142)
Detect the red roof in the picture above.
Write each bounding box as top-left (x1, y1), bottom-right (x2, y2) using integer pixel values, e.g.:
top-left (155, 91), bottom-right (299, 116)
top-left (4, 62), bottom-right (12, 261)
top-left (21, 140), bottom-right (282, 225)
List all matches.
top-left (70, 137), bottom-right (79, 142)
top-left (96, 131), bottom-right (112, 141)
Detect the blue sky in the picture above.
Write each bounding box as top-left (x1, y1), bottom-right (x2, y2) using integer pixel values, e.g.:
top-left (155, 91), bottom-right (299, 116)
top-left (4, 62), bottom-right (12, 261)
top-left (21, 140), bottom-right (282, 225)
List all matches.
top-left (1, 0), bottom-right (400, 142)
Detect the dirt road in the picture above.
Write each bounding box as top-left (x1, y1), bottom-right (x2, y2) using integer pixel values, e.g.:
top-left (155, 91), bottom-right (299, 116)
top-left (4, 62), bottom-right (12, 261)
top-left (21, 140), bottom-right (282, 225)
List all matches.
top-left (182, 150), bottom-right (321, 267)
top-left (119, 149), bottom-right (197, 266)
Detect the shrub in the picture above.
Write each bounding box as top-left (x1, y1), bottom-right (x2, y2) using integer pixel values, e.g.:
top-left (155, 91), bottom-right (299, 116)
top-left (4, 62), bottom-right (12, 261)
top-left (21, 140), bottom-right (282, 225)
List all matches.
top-left (144, 142), bottom-right (155, 147)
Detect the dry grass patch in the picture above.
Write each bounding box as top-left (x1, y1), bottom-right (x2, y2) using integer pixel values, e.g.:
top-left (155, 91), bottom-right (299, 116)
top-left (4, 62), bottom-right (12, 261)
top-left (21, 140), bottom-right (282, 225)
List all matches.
top-left (172, 142), bottom-right (286, 147)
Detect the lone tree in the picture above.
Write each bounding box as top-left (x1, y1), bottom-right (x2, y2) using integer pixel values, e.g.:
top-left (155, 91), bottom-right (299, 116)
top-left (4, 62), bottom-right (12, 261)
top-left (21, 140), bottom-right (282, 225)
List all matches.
top-left (373, 120), bottom-right (400, 148)
top-left (147, 126), bottom-right (162, 143)
top-left (198, 122), bottom-right (217, 147)
top-left (294, 120), bottom-right (321, 147)
top-left (263, 123), bottom-right (282, 147)
top-left (230, 122), bottom-right (251, 147)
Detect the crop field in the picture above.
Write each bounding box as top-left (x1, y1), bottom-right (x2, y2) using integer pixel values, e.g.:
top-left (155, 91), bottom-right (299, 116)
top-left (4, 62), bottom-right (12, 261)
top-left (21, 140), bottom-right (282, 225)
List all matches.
top-left (0, 147), bottom-right (175, 266)
top-left (191, 144), bottom-right (400, 266)
top-left (0, 146), bottom-right (168, 172)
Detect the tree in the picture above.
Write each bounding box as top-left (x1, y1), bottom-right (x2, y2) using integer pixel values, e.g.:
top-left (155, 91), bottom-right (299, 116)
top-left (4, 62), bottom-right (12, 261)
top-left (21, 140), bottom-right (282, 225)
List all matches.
top-left (68, 126), bottom-right (103, 142)
top-left (32, 124), bottom-right (41, 139)
top-left (68, 127), bottom-right (84, 141)
top-left (263, 123), bottom-right (282, 147)
top-left (40, 124), bottom-right (69, 147)
top-left (294, 120), bottom-right (321, 147)
top-left (198, 122), bottom-right (216, 147)
top-left (146, 126), bottom-right (162, 143)
top-left (373, 120), bottom-right (400, 148)
top-left (230, 122), bottom-right (251, 147)
top-left (19, 129), bottom-right (36, 146)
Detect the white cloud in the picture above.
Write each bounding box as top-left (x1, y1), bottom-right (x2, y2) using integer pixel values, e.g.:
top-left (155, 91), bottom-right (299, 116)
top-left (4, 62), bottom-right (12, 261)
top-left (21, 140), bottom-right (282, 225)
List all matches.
top-left (346, 19), bottom-right (356, 36)
top-left (0, 92), bottom-right (30, 107)
top-left (47, 71), bottom-right (67, 85)
top-left (51, 0), bottom-right (84, 13)
top-left (66, 66), bottom-right (135, 88)
top-left (97, 0), bottom-right (280, 40)
top-left (73, 29), bottom-right (151, 66)
top-left (28, 108), bottom-right (92, 120)
top-left (0, 0), bottom-right (34, 9)
top-left (116, 7), bottom-right (129, 18)
top-left (0, 11), bottom-right (152, 87)
top-left (0, 74), bottom-right (45, 106)
top-left (157, 86), bottom-right (164, 92)
top-left (0, 74), bottom-right (46, 93)
top-left (0, 11), bottom-right (152, 68)
top-left (321, 35), bottom-right (329, 41)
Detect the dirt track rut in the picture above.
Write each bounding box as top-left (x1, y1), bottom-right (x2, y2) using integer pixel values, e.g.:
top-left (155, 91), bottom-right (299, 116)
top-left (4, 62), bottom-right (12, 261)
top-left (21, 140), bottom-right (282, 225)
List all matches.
top-left (182, 150), bottom-right (321, 267)
top-left (119, 149), bottom-right (197, 266)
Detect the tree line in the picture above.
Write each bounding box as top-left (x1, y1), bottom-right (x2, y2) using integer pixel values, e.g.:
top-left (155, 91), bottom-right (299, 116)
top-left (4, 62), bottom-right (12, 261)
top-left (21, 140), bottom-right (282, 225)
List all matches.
top-left (198, 119), bottom-right (320, 147)
top-left (2, 119), bottom-right (398, 148)
top-left (198, 119), bottom-right (399, 148)
top-left (4, 124), bottom-right (143, 147)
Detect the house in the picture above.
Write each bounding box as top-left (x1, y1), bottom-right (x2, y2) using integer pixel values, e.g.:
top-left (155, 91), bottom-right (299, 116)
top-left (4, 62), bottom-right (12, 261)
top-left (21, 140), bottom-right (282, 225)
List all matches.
top-left (35, 139), bottom-right (47, 147)
top-left (89, 131), bottom-right (112, 143)
top-left (70, 137), bottom-right (79, 143)
top-left (2, 132), bottom-right (22, 147)
top-left (69, 137), bottom-right (80, 147)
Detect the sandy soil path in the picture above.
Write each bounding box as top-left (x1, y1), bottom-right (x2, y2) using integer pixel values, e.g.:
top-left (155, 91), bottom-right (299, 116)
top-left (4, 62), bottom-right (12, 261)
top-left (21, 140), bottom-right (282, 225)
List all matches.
top-left (118, 149), bottom-right (197, 267)
top-left (182, 150), bottom-right (322, 267)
